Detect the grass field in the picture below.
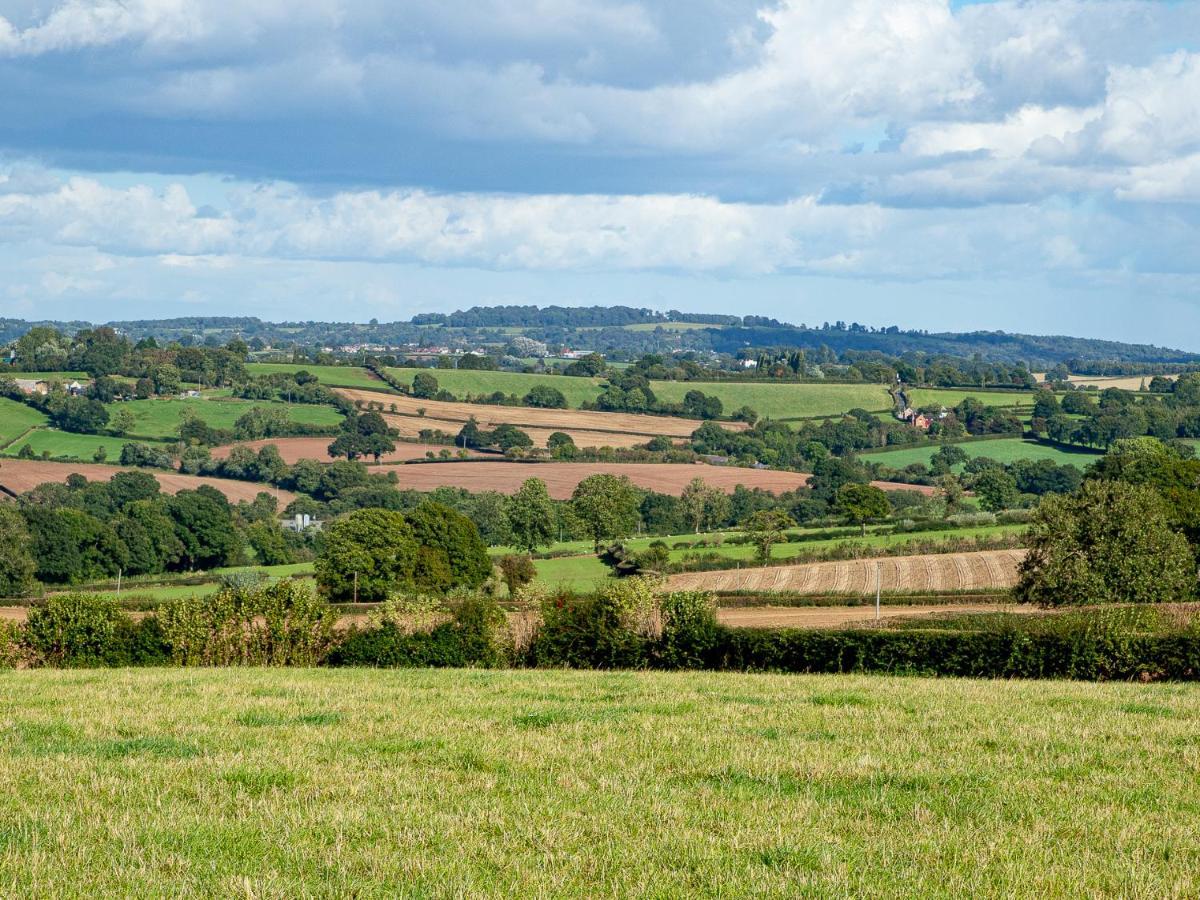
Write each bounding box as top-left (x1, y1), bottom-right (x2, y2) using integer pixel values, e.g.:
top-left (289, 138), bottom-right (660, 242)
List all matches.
top-left (112, 397), bottom-right (343, 439)
top-left (1, 668), bottom-right (1197, 897)
top-left (907, 388), bottom-right (1036, 410)
top-left (623, 321), bottom-right (720, 331)
top-left (861, 438), bottom-right (1101, 470)
top-left (0, 370), bottom-right (88, 382)
top-left (386, 367), bottom-right (608, 407)
top-left (245, 363), bottom-right (387, 390)
top-left (0, 397), bottom-right (48, 446)
top-left (385, 368), bottom-right (892, 419)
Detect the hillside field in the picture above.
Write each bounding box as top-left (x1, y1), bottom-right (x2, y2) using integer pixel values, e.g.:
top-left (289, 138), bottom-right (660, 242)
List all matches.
top-left (861, 438), bottom-right (1102, 470)
top-left (385, 367), bottom-right (892, 419)
top-left (113, 397), bottom-right (344, 439)
top-left (1, 668), bottom-right (1197, 897)
top-left (906, 388), bottom-right (1036, 410)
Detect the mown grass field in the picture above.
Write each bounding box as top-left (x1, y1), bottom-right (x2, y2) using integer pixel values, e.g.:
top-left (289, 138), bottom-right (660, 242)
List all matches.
top-left (1, 668), bottom-right (1197, 897)
top-left (861, 438), bottom-right (1101, 470)
top-left (386, 366), bottom-right (608, 407)
top-left (530, 523), bottom-right (1025, 590)
top-left (0, 397), bottom-right (48, 446)
top-left (245, 363), bottom-right (388, 390)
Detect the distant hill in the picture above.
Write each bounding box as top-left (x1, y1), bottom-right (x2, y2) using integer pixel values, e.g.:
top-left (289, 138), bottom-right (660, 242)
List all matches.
top-left (3, 307), bottom-right (1197, 368)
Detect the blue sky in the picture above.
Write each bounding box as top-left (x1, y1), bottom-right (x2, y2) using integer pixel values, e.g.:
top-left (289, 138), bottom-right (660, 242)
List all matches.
top-left (1, 1), bottom-right (1199, 347)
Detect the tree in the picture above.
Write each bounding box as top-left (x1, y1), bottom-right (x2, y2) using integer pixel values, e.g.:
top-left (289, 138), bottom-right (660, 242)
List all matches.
top-left (110, 408), bottom-right (135, 436)
top-left (570, 473), bottom-right (641, 550)
top-left (491, 423), bottom-right (533, 452)
top-left (973, 468), bottom-right (1019, 512)
top-left (680, 477), bottom-right (729, 534)
top-left (168, 486), bottom-right (242, 570)
top-left (506, 477), bottom-right (556, 553)
top-left (834, 483), bottom-right (890, 535)
top-left (0, 505), bottom-right (37, 597)
top-left (743, 509), bottom-right (795, 562)
top-left (315, 509), bottom-right (417, 601)
top-left (403, 502), bottom-right (492, 592)
top-left (547, 431), bottom-right (577, 459)
top-left (523, 385), bottom-right (567, 409)
top-left (939, 475), bottom-right (965, 516)
top-left (1015, 480), bottom-right (1196, 606)
top-left (411, 372), bottom-right (439, 399)
top-left (498, 554), bottom-right (537, 596)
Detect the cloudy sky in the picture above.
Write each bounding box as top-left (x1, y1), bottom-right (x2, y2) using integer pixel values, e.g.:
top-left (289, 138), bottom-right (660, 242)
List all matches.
top-left (1, 0), bottom-right (1198, 346)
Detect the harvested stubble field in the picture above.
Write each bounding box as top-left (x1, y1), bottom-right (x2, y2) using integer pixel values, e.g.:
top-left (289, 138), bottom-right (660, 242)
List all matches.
top-left (715, 603), bottom-right (1028, 629)
top-left (2, 668), bottom-right (1199, 896)
top-left (0, 459), bottom-right (297, 505)
top-left (210, 437), bottom-right (485, 464)
top-left (384, 414), bottom-right (661, 450)
top-left (336, 388), bottom-right (733, 440)
top-left (379, 461), bottom-right (936, 499)
top-left (666, 549), bottom-right (1026, 594)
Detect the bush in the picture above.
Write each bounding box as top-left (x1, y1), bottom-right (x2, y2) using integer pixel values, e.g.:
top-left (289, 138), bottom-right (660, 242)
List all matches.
top-left (329, 591), bottom-right (509, 668)
top-left (0, 620), bottom-right (26, 668)
top-left (24, 593), bottom-right (125, 667)
top-left (657, 591), bottom-right (719, 669)
top-left (158, 579), bottom-right (337, 666)
top-left (529, 580), bottom-right (659, 669)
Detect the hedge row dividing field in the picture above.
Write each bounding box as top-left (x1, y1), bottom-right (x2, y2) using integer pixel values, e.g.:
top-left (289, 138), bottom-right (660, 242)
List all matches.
top-left (1, 668), bottom-right (1197, 897)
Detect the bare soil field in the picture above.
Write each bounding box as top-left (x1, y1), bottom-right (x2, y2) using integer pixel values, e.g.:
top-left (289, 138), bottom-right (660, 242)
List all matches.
top-left (210, 437), bottom-right (485, 464)
top-left (336, 388), bottom-right (741, 441)
top-left (716, 603), bottom-right (1029, 628)
top-left (381, 460), bottom-right (934, 498)
top-left (666, 549), bottom-right (1027, 594)
top-left (0, 459), bottom-right (297, 506)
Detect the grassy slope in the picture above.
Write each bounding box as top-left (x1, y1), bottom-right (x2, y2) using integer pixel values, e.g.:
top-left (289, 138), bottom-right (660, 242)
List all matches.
top-left (244, 363), bottom-right (387, 390)
top-left (386, 366), bottom-right (607, 407)
top-left (862, 438), bottom-right (1102, 469)
top-left (0, 397), bottom-right (48, 446)
top-left (1, 668), bottom-right (1197, 897)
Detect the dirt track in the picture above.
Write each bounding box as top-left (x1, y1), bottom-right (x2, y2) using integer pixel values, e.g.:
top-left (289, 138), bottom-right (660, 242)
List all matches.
top-left (666, 549), bottom-right (1027, 594)
top-left (0, 459), bottom-right (298, 506)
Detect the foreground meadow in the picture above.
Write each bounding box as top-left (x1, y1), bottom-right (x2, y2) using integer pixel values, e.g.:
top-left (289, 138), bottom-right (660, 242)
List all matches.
top-left (1, 668), bottom-right (1198, 897)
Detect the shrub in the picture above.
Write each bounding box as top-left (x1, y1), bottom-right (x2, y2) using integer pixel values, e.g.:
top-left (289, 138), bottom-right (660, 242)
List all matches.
top-left (530, 582), bottom-right (654, 670)
top-left (159, 579), bottom-right (337, 666)
top-left (657, 591), bottom-right (719, 669)
top-left (0, 620), bottom-right (26, 668)
top-left (24, 593), bottom-right (124, 667)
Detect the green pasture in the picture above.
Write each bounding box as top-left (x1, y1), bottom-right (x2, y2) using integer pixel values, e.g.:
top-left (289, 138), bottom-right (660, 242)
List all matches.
top-left (244, 363), bottom-right (388, 390)
top-left (386, 367), bottom-right (607, 407)
top-left (1, 668), bottom-right (1198, 897)
top-left (907, 388), bottom-right (1036, 410)
top-left (110, 397), bottom-right (343, 440)
top-left (0, 397), bottom-right (49, 447)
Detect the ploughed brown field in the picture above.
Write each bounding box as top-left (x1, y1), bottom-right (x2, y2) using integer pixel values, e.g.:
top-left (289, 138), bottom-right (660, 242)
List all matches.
top-left (210, 437), bottom-right (486, 464)
top-left (382, 460), bottom-right (936, 499)
top-left (335, 388), bottom-right (744, 446)
top-left (666, 549), bottom-right (1026, 594)
top-left (0, 459), bottom-right (297, 506)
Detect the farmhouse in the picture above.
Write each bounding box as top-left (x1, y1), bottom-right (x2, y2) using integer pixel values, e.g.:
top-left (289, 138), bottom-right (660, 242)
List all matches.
top-left (13, 379), bottom-right (49, 395)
